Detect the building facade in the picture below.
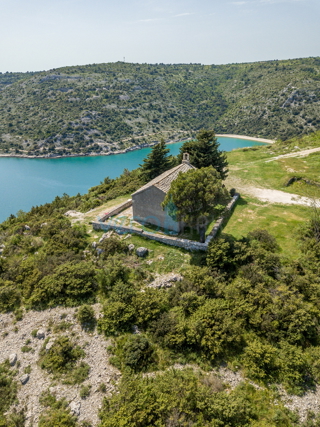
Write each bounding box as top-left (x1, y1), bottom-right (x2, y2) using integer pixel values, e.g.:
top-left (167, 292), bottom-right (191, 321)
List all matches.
top-left (132, 154), bottom-right (195, 232)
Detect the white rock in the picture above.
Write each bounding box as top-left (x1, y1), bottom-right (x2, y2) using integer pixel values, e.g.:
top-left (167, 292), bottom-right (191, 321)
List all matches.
top-left (36, 329), bottom-right (45, 339)
top-left (136, 247), bottom-right (148, 257)
top-left (70, 401), bottom-right (81, 416)
top-left (20, 374), bottom-right (29, 385)
top-left (45, 340), bottom-right (54, 351)
top-left (25, 225), bottom-right (31, 230)
top-left (9, 353), bottom-right (17, 366)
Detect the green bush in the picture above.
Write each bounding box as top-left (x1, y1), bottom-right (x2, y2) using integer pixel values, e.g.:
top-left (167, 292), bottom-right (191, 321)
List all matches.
top-left (248, 228), bottom-right (280, 252)
top-left (38, 391), bottom-right (77, 427)
top-left (39, 336), bottom-right (85, 375)
top-left (29, 262), bottom-right (97, 308)
top-left (79, 385), bottom-right (91, 399)
top-left (0, 362), bottom-right (17, 413)
top-left (98, 237), bottom-right (128, 259)
top-left (98, 301), bottom-right (135, 336)
top-left (77, 305), bottom-right (96, 331)
top-left (0, 281), bottom-right (20, 313)
top-left (111, 335), bottom-right (156, 373)
top-left (99, 369), bottom-right (296, 427)
top-left (97, 257), bottom-right (130, 295)
top-left (63, 362), bottom-right (90, 385)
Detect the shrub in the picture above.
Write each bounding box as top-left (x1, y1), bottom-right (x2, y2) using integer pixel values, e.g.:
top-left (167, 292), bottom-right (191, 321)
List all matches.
top-left (77, 305), bottom-right (96, 331)
top-left (21, 346), bottom-right (33, 353)
top-left (111, 335), bottom-right (156, 373)
top-left (98, 301), bottom-right (135, 336)
top-left (63, 362), bottom-right (90, 385)
top-left (0, 281), bottom-right (21, 313)
top-left (98, 383), bottom-right (106, 393)
top-left (98, 237), bottom-right (128, 258)
top-left (122, 335), bottom-right (155, 372)
top-left (38, 391), bottom-right (77, 427)
top-left (29, 262), bottom-right (97, 308)
top-left (0, 362), bottom-right (17, 413)
top-left (39, 336), bottom-right (85, 375)
top-left (242, 340), bottom-right (278, 381)
top-left (79, 385), bottom-right (91, 399)
top-left (99, 369), bottom-right (295, 426)
top-left (248, 229), bottom-right (280, 252)
top-left (97, 257), bottom-right (130, 294)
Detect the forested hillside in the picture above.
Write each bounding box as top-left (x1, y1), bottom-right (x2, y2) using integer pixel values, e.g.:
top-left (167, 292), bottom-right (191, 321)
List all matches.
top-left (0, 57), bottom-right (320, 156)
top-left (1, 132), bottom-right (320, 426)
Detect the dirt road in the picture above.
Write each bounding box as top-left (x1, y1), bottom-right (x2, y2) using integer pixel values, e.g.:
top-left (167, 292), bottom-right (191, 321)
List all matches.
top-left (265, 147), bottom-right (320, 162)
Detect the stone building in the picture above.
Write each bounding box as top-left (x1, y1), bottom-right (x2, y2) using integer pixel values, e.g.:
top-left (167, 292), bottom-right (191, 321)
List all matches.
top-left (132, 154), bottom-right (196, 232)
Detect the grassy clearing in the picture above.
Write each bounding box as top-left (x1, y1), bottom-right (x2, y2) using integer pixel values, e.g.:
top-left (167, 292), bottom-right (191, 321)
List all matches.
top-left (223, 195), bottom-right (311, 258)
top-left (83, 194), bottom-right (132, 224)
top-left (227, 139), bottom-right (320, 198)
top-left (127, 234), bottom-right (200, 275)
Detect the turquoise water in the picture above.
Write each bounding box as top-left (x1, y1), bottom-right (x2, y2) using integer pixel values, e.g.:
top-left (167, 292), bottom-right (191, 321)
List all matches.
top-left (0, 137), bottom-right (266, 222)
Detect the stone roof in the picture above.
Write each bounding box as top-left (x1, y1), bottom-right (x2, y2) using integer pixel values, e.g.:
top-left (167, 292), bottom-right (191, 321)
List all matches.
top-left (132, 161), bottom-right (196, 196)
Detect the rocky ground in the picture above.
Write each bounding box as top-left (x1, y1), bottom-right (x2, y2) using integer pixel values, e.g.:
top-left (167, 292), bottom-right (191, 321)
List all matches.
top-left (0, 304), bottom-right (120, 427)
top-left (1, 288), bottom-right (320, 425)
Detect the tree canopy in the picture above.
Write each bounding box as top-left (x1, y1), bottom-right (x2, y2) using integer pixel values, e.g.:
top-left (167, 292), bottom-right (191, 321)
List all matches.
top-left (162, 166), bottom-right (230, 241)
top-left (178, 130), bottom-right (228, 179)
top-left (139, 139), bottom-right (173, 182)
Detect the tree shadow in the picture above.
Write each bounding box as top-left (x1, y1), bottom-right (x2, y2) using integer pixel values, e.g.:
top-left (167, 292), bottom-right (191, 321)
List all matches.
top-left (220, 196), bottom-right (248, 230)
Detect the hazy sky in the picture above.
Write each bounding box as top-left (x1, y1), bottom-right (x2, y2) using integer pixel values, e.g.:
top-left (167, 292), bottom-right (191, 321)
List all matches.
top-left (0, 0), bottom-right (319, 72)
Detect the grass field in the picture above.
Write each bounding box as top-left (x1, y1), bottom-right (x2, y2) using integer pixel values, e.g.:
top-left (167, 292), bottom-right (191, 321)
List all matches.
top-left (226, 137), bottom-right (320, 198)
top-left (79, 132), bottom-right (319, 263)
top-left (223, 195), bottom-right (311, 258)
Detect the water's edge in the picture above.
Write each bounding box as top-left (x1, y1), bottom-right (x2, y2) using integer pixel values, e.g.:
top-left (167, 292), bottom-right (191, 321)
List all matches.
top-left (0, 134), bottom-right (273, 160)
top-left (0, 137), bottom-right (267, 222)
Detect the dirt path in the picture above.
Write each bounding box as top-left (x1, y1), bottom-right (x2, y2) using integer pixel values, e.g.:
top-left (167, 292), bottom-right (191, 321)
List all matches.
top-left (226, 174), bottom-right (319, 207)
top-left (243, 186), bottom-right (319, 206)
top-left (265, 147), bottom-right (320, 162)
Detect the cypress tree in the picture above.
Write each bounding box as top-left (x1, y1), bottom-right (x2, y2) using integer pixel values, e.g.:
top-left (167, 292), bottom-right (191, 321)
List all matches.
top-left (140, 139), bottom-right (172, 181)
top-left (178, 130), bottom-right (228, 179)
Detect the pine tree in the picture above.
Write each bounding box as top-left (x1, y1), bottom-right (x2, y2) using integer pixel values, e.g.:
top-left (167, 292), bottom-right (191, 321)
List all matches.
top-left (178, 130), bottom-right (228, 179)
top-left (140, 139), bottom-right (172, 181)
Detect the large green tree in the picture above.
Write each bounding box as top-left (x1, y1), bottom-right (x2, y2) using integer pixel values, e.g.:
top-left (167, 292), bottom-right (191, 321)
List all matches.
top-left (178, 130), bottom-right (228, 179)
top-left (162, 166), bottom-right (230, 242)
top-left (140, 139), bottom-right (173, 181)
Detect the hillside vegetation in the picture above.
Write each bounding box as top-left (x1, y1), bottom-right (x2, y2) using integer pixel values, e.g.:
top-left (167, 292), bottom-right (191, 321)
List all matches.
top-left (0, 132), bottom-right (320, 426)
top-left (0, 58), bottom-right (320, 156)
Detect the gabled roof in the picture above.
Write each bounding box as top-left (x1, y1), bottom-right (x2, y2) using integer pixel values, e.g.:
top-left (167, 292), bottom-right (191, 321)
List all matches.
top-left (132, 161), bottom-right (196, 196)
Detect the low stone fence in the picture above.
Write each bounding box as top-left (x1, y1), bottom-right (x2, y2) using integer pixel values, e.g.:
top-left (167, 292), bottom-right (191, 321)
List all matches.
top-left (206, 193), bottom-right (240, 240)
top-left (97, 199), bottom-right (132, 222)
top-left (92, 193), bottom-right (240, 251)
top-left (92, 221), bottom-right (143, 236)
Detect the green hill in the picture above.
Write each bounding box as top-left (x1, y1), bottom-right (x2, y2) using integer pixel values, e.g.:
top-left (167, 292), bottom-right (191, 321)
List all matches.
top-left (0, 58), bottom-right (320, 156)
top-left (0, 132), bottom-right (320, 425)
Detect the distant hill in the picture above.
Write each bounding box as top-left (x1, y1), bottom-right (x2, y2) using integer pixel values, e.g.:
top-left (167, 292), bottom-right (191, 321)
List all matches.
top-left (0, 58), bottom-right (320, 156)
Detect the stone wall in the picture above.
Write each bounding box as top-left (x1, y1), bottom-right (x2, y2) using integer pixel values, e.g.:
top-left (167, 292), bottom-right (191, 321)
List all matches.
top-left (92, 193), bottom-right (240, 251)
top-left (132, 186), bottom-right (182, 232)
top-left (207, 193), bottom-right (240, 240)
top-left (97, 199), bottom-right (132, 222)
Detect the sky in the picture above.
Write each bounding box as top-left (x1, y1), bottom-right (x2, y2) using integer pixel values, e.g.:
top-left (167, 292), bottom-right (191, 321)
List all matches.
top-left (0, 0), bottom-right (319, 72)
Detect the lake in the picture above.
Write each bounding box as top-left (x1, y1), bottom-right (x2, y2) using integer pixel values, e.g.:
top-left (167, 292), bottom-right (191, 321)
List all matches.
top-left (0, 137), bottom-right (266, 222)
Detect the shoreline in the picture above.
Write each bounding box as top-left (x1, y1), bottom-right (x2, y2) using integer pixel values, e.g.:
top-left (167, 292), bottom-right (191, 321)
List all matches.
top-left (215, 134), bottom-right (275, 144)
top-left (0, 134), bottom-right (274, 160)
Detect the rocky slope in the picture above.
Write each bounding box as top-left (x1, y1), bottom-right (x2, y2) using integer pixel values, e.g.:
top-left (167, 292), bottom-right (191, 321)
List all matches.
top-left (1, 58), bottom-right (320, 156)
